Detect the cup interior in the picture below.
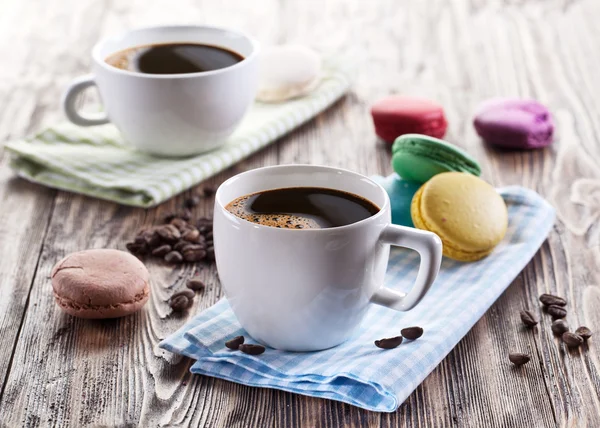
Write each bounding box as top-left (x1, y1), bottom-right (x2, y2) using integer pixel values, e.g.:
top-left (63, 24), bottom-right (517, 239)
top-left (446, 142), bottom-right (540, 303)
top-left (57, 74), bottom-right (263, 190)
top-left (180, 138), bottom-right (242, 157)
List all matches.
top-left (93, 25), bottom-right (257, 72)
top-left (216, 165), bottom-right (389, 222)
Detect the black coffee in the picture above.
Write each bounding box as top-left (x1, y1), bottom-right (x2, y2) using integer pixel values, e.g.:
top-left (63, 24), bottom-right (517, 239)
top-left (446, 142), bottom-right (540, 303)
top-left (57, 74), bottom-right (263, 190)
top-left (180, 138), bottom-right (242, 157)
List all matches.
top-left (105, 43), bottom-right (244, 74)
top-left (225, 187), bottom-right (380, 229)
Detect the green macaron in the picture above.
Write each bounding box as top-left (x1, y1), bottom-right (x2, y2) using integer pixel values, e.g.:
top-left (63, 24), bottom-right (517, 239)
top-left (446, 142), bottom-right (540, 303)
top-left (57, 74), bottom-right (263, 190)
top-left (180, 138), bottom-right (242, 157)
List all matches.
top-left (391, 134), bottom-right (481, 183)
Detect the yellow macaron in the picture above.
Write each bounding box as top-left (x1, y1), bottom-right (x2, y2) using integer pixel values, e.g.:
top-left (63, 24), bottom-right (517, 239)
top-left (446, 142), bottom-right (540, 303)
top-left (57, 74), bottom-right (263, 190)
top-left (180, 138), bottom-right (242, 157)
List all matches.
top-left (411, 172), bottom-right (508, 262)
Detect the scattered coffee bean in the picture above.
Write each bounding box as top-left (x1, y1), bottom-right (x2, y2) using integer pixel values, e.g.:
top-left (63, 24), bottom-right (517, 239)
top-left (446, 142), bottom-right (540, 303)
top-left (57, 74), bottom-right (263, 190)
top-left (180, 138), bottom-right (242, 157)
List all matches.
top-left (169, 295), bottom-right (192, 312)
top-left (238, 344), bottom-right (266, 355)
top-left (186, 278), bottom-right (206, 291)
top-left (164, 251), bottom-right (183, 264)
top-left (126, 242), bottom-right (146, 255)
top-left (164, 212), bottom-right (178, 223)
top-left (173, 289), bottom-right (195, 300)
top-left (401, 326), bottom-right (424, 340)
top-left (173, 240), bottom-right (189, 252)
top-left (151, 244), bottom-right (172, 257)
top-left (509, 353), bottom-right (530, 366)
top-left (520, 310), bottom-right (538, 327)
top-left (539, 293), bottom-right (567, 307)
top-left (185, 195), bottom-right (201, 208)
top-left (203, 187), bottom-right (215, 197)
top-left (374, 336), bottom-right (403, 349)
top-left (547, 305), bottom-right (567, 319)
top-left (127, 215), bottom-right (215, 265)
top-left (143, 231), bottom-right (162, 248)
top-left (170, 218), bottom-right (188, 231)
top-left (182, 229), bottom-right (201, 243)
top-left (157, 224), bottom-right (181, 242)
top-left (206, 246), bottom-right (215, 261)
top-left (575, 326), bottom-right (592, 340)
top-left (562, 332), bottom-right (584, 348)
top-left (179, 209), bottom-right (192, 221)
top-left (225, 335), bottom-right (245, 350)
top-left (206, 230), bottom-right (213, 240)
top-left (551, 319), bottom-right (569, 335)
top-left (182, 245), bottom-right (207, 262)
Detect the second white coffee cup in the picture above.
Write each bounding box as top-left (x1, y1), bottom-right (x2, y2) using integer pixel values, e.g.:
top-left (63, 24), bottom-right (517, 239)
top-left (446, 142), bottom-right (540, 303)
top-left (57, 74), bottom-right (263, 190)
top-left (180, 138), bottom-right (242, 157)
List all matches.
top-left (214, 165), bottom-right (443, 352)
top-left (62, 25), bottom-right (260, 157)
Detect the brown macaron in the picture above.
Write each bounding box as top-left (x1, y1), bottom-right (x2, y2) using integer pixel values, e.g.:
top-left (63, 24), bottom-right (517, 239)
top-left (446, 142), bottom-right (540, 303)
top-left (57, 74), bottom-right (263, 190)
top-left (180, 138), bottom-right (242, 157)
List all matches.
top-left (51, 249), bottom-right (150, 319)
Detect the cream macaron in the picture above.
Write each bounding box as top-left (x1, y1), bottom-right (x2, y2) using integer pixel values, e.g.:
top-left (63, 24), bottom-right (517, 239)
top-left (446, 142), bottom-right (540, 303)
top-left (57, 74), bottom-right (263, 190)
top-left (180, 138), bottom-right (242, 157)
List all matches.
top-left (51, 249), bottom-right (150, 319)
top-left (256, 45), bottom-right (321, 102)
top-left (411, 172), bottom-right (508, 262)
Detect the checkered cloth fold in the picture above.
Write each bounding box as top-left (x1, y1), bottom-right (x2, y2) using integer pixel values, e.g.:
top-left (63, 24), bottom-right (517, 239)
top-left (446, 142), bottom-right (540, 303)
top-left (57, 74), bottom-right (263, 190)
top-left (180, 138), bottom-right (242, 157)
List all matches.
top-left (5, 60), bottom-right (349, 207)
top-left (159, 186), bottom-right (555, 412)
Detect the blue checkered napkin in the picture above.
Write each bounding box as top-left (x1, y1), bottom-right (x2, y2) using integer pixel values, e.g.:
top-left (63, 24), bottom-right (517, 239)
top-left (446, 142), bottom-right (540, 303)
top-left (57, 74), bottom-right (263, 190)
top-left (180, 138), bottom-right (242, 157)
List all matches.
top-left (159, 186), bottom-right (555, 412)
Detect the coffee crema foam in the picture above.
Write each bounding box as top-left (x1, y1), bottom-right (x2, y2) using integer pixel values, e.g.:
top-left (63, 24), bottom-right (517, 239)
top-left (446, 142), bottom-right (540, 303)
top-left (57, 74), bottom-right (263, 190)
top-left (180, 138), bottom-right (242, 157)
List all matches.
top-left (226, 195), bottom-right (321, 229)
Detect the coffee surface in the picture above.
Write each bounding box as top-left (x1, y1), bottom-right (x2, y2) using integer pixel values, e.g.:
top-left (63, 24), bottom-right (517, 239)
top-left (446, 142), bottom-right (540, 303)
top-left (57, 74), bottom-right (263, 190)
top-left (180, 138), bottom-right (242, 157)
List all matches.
top-left (105, 42), bottom-right (244, 74)
top-left (225, 187), bottom-right (380, 229)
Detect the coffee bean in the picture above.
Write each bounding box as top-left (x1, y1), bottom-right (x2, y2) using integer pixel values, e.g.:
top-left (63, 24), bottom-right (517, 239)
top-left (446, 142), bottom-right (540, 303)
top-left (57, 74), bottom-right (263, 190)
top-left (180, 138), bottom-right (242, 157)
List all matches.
top-left (551, 319), bottom-right (569, 335)
top-left (374, 336), bottom-right (403, 349)
top-left (143, 231), bottom-right (162, 248)
top-left (548, 305), bottom-right (567, 319)
top-left (197, 217), bottom-right (212, 226)
top-left (151, 244), bottom-right (172, 257)
top-left (539, 293), bottom-right (567, 307)
top-left (170, 218), bottom-right (188, 231)
top-left (203, 187), bottom-right (215, 197)
top-left (164, 212), bottom-right (177, 223)
top-left (198, 225), bottom-right (210, 234)
top-left (179, 209), bottom-right (192, 221)
top-left (562, 332), bottom-right (584, 348)
top-left (126, 242), bottom-right (147, 255)
top-left (206, 246), bottom-right (215, 261)
top-left (401, 326), bottom-right (424, 340)
top-left (509, 353), bottom-right (530, 366)
top-left (173, 241), bottom-right (189, 252)
top-left (205, 230), bottom-right (213, 240)
top-left (164, 251), bottom-right (183, 264)
top-left (183, 246), bottom-right (207, 262)
top-left (575, 326), bottom-right (592, 340)
top-left (238, 344), bottom-right (265, 355)
top-left (185, 195), bottom-right (201, 208)
top-left (520, 310), bottom-right (538, 327)
top-left (157, 224), bottom-right (181, 242)
top-left (225, 336), bottom-right (245, 350)
top-left (173, 289), bottom-right (195, 300)
top-left (169, 295), bottom-right (192, 312)
top-left (186, 278), bottom-right (205, 291)
top-left (182, 229), bottom-right (201, 243)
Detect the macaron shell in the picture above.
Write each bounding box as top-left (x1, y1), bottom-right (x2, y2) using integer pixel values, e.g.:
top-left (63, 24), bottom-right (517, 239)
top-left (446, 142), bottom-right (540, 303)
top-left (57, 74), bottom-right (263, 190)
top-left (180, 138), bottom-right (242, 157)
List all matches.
top-left (473, 98), bottom-right (554, 149)
top-left (371, 96), bottom-right (448, 142)
top-left (373, 174), bottom-right (420, 227)
top-left (51, 249), bottom-right (150, 319)
top-left (411, 172), bottom-right (508, 261)
top-left (391, 134), bottom-right (482, 183)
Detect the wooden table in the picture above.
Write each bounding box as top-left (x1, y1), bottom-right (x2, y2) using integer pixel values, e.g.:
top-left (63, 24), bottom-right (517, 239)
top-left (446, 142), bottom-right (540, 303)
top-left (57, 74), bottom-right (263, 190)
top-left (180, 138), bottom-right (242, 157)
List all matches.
top-left (1, 0), bottom-right (600, 426)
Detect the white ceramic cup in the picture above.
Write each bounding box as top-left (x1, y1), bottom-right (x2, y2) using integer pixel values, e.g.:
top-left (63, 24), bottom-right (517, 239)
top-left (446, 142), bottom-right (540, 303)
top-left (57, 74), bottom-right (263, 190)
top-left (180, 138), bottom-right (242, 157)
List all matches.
top-left (62, 25), bottom-right (260, 157)
top-left (214, 165), bottom-right (443, 352)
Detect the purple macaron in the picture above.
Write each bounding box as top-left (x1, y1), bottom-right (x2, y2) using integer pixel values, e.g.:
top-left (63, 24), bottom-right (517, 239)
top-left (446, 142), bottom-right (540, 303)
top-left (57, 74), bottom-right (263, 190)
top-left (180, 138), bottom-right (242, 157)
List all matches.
top-left (473, 98), bottom-right (554, 149)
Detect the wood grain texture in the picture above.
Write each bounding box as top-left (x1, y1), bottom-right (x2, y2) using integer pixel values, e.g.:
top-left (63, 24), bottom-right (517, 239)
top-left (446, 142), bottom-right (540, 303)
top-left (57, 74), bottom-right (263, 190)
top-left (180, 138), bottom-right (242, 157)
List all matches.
top-left (0, 0), bottom-right (599, 426)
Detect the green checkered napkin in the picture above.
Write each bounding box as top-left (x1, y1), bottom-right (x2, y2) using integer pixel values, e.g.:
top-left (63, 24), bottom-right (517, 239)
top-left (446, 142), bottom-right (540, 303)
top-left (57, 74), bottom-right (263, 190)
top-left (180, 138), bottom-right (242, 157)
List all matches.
top-left (5, 63), bottom-right (350, 207)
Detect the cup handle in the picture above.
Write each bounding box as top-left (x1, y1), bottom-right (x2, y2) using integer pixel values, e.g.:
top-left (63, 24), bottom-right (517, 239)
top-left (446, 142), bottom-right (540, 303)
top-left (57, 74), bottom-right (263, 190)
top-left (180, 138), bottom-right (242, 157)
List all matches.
top-left (370, 224), bottom-right (442, 311)
top-left (62, 74), bottom-right (109, 126)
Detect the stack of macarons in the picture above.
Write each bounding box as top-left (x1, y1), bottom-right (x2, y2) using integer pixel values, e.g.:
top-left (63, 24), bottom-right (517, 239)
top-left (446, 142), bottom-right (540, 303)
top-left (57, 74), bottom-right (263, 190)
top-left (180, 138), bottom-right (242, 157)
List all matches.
top-left (380, 133), bottom-right (507, 262)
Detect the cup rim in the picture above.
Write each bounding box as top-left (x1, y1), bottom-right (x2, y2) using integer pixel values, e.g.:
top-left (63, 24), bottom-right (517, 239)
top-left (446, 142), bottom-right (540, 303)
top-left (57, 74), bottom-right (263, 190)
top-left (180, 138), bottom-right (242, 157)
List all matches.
top-left (91, 24), bottom-right (260, 79)
top-left (215, 164), bottom-right (391, 232)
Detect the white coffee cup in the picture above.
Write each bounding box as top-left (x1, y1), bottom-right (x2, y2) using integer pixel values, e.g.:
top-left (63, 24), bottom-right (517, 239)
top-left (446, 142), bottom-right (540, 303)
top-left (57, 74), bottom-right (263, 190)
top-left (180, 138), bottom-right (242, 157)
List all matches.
top-left (214, 165), bottom-right (442, 352)
top-left (62, 25), bottom-right (260, 157)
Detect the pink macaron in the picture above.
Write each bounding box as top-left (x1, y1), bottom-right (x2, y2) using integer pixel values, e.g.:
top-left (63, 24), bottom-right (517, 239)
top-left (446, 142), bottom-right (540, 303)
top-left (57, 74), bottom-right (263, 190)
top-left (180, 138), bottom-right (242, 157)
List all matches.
top-left (52, 249), bottom-right (150, 319)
